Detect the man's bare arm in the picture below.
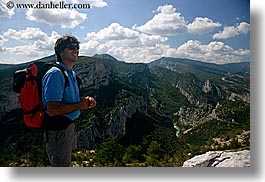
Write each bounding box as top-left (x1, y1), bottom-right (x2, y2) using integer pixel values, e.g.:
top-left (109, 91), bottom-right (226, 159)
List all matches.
top-left (46, 96), bottom-right (96, 116)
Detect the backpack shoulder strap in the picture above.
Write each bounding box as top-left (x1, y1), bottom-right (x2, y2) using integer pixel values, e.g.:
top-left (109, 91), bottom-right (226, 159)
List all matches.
top-left (46, 62), bottom-right (69, 88)
top-left (76, 75), bottom-right (82, 94)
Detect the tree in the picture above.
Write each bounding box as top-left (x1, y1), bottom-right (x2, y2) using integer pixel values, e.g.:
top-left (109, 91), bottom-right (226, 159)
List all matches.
top-left (94, 135), bottom-right (124, 166)
top-left (122, 145), bottom-right (142, 164)
top-left (144, 141), bottom-right (161, 166)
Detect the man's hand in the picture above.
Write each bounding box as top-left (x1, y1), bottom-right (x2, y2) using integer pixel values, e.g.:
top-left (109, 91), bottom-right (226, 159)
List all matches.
top-left (80, 96), bottom-right (97, 109)
top-left (85, 96), bottom-right (97, 108)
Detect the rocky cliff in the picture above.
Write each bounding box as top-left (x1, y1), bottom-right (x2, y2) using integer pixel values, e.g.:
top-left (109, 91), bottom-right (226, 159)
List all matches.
top-left (0, 56), bottom-right (150, 151)
top-left (0, 69), bottom-right (19, 119)
top-left (173, 73), bottom-right (249, 128)
top-left (75, 57), bottom-right (149, 149)
top-left (74, 58), bottom-right (111, 89)
top-left (78, 93), bottom-right (147, 149)
top-left (175, 74), bottom-right (249, 108)
top-left (0, 90), bottom-right (19, 120)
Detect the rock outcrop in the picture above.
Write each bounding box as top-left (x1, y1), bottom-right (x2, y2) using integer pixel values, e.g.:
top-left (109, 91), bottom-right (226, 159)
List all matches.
top-left (74, 58), bottom-right (111, 89)
top-left (0, 91), bottom-right (20, 119)
top-left (175, 72), bottom-right (206, 106)
top-left (182, 150), bottom-right (250, 167)
top-left (77, 94), bottom-right (147, 149)
top-left (175, 104), bottom-right (216, 127)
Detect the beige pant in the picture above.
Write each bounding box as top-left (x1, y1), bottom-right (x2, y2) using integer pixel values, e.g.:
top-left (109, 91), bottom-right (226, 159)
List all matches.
top-left (45, 122), bottom-right (77, 167)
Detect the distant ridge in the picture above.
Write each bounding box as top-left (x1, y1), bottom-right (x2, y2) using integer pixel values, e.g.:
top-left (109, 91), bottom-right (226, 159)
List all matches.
top-left (219, 62), bottom-right (250, 73)
top-left (92, 54), bottom-right (118, 62)
top-left (149, 57), bottom-right (250, 74)
top-left (34, 54), bottom-right (56, 63)
top-left (0, 54), bottom-right (249, 79)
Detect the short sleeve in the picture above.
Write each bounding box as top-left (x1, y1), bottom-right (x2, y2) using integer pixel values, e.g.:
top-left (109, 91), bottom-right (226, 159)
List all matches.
top-left (42, 68), bottom-right (65, 103)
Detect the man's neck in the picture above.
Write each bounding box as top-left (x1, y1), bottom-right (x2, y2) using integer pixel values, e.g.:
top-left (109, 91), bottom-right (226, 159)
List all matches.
top-left (61, 60), bottom-right (74, 69)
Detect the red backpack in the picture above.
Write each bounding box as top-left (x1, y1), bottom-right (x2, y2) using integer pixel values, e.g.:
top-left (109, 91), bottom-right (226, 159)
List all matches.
top-left (13, 62), bottom-right (69, 128)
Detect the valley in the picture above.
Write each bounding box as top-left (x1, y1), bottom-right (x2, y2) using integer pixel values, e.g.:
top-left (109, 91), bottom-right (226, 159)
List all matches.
top-left (0, 54), bottom-right (250, 167)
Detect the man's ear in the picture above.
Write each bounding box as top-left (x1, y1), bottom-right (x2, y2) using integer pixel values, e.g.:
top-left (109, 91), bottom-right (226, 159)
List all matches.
top-left (59, 51), bottom-right (65, 60)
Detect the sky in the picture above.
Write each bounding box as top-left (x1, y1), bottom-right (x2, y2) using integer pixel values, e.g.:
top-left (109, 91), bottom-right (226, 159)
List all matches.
top-left (1, 1), bottom-right (265, 181)
top-left (0, 0), bottom-right (250, 64)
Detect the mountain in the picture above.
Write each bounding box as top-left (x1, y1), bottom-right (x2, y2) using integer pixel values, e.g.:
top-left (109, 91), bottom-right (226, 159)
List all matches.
top-left (92, 54), bottom-right (119, 62)
top-left (149, 57), bottom-right (249, 80)
top-left (0, 55), bottom-right (56, 80)
top-left (0, 54), bottom-right (250, 167)
top-left (219, 62), bottom-right (250, 73)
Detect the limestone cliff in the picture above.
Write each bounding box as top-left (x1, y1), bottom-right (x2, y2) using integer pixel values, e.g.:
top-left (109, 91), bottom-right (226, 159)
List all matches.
top-left (77, 93), bottom-right (147, 149)
top-left (0, 91), bottom-right (19, 120)
top-left (74, 58), bottom-right (111, 89)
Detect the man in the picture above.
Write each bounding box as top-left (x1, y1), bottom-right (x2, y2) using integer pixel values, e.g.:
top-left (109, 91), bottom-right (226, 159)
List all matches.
top-left (42, 35), bottom-right (96, 167)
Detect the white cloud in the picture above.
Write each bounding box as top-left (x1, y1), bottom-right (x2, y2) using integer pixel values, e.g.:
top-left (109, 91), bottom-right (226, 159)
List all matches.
top-left (187, 17), bottom-right (222, 34)
top-left (4, 27), bottom-right (48, 42)
top-left (237, 22), bottom-right (250, 34)
top-left (5, 44), bottom-right (41, 57)
top-left (26, 9), bottom-right (87, 28)
top-left (133, 4), bottom-right (222, 36)
top-left (33, 30), bottom-right (60, 51)
top-left (86, 23), bottom-right (139, 41)
top-left (84, 0), bottom-right (108, 8)
top-left (82, 22), bottom-right (250, 64)
top-left (2, 0), bottom-right (107, 28)
top-left (80, 40), bottom-right (100, 56)
top-left (133, 4), bottom-right (188, 36)
top-left (82, 23), bottom-right (168, 62)
top-left (174, 40), bottom-right (250, 64)
top-left (139, 34), bottom-right (168, 47)
top-left (0, 35), bottom-right (8, 51)
top-left (0, 2), bottom-right (249, 65)
top-left (0, 24), bottom-right (250, 64)
top-left (0, 0), bottom-right (15, 18)
top-left (213, 22), bottom-right (250, 39)
top-left (1, 29), bottom-right (61, 63)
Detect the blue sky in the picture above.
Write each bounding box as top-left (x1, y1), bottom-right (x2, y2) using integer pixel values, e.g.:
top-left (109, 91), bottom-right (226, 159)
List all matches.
top-left (0, 0), bottom-right (250, 64)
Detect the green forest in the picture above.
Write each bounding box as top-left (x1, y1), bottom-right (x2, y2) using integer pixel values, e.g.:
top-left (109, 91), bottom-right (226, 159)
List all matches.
top-left (0, 56), bottom-right (250, 167)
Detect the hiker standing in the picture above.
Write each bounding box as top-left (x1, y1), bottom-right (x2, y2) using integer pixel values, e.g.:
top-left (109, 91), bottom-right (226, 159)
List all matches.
top-left (42, 35), bottom-right (96, 167)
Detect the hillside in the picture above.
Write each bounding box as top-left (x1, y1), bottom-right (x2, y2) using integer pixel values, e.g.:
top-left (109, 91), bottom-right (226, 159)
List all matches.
top-left (149, 57), bottom-right (249, 80)
top-left (0, 55), bottom-right (250, 167)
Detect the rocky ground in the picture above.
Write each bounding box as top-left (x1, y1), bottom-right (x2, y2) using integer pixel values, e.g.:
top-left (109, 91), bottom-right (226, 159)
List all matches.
top-left (182, 150), bottom-right (250, 167)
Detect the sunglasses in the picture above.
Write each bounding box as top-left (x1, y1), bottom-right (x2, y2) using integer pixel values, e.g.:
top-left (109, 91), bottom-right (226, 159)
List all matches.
top-left (65, 44), bottom-right (79, 50)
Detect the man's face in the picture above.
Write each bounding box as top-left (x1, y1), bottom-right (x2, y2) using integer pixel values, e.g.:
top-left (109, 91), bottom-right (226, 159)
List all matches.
top-left (60, 43), bottom-right (79, 63)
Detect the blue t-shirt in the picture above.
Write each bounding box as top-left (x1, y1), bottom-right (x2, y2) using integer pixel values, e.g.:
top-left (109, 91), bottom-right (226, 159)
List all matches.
top-left (42, 62), bottom-right (80, 121)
